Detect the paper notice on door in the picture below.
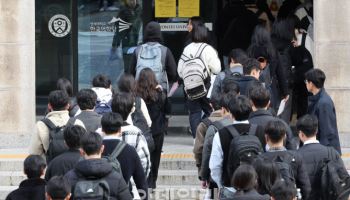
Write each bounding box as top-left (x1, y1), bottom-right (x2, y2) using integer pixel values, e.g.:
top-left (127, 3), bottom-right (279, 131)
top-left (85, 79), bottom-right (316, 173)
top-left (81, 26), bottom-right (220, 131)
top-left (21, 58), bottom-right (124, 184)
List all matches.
top-left (179, 0), bottom-right (200, 17)
top-left (155, 0), bottom-right (176, 18)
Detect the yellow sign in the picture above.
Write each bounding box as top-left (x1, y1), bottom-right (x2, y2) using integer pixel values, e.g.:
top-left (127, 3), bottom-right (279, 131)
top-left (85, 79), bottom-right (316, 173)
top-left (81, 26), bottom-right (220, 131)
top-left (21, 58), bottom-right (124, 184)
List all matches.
top-left (155, 0), bottom-right (176, 18)
top-left (179, 0), bottom-right (200, 18)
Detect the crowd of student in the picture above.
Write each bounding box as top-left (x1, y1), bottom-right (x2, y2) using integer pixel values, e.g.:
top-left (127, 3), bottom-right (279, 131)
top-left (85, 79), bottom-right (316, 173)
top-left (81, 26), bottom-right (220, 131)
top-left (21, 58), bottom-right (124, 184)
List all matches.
top-left (5, 0), bottom-right (350, 199)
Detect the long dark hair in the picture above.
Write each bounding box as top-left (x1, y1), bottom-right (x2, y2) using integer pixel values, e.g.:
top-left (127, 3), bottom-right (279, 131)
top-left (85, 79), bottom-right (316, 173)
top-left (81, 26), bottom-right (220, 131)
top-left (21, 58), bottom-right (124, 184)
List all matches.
top-left (189, 16), bottom-right (204, 32)
top-left (271, 18), bottom-right (295, 42)
top-left (247, 24), bottom-right (276, 60)
top-left (56, 78), bottom-right (73, 97)
top-left (254, 160), bottom-right (281, 195)
top-left (191, 25), bottom-right (209, 43)
top-left (136, 68), bottom-right (159, 103)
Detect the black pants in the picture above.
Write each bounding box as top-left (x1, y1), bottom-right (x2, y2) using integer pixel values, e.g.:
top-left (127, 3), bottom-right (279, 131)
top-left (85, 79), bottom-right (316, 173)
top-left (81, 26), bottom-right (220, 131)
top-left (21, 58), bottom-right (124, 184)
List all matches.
top-left (147, 133), bottom-right (164, 188)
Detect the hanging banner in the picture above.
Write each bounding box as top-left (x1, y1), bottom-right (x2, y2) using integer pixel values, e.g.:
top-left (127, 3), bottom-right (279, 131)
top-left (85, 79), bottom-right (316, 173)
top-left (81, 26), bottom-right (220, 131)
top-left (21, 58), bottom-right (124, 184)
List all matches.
top-left (178, 0), bottom-right (200, 18)
top-left (155, 0), bottom-right (176, 18)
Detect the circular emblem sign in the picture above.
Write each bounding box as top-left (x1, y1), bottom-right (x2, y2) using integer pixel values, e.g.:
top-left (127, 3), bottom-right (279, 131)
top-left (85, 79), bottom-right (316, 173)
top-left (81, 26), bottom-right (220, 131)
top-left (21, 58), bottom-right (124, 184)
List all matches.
top-left (48, 14), bottom-right (71, 37)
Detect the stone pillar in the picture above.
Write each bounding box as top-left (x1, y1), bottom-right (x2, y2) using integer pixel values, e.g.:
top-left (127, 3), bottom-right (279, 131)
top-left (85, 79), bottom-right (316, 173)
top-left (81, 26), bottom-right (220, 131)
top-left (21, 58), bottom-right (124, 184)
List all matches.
top-left (314, 0), bottom-right (350, 147)
top-left (0, 1), bottom-right (35, 147)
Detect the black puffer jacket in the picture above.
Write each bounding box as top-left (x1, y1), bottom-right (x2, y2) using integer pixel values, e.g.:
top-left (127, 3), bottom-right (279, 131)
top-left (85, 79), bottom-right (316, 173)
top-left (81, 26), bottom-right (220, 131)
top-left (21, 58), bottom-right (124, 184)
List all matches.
top-left (297, 143), bottom-right (346, 200)
top-left (65, 159), bottom-right (132, 200)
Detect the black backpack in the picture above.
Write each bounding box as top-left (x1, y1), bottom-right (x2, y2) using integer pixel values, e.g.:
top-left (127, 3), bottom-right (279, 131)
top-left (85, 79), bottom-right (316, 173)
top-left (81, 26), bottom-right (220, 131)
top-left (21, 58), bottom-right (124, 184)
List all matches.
top-left (102, 141), bottom-right (126, 178)
top-left (131, 97), bottom-right (155, 152)
top-left (272, 152), bottom-right (296, 184)
top-left (42, 118), bottom-right (68, 163)
top-left (226, 124), bottom-right (263, 176)
top-left (321, 147), bottom-right (350, 200)
top-left (73, 179), bottom-right (110, 200)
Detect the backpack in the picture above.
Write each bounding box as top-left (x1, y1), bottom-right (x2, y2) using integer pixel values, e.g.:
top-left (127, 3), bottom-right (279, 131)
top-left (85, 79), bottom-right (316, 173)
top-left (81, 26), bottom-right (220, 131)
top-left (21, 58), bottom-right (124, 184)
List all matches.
top-left (131, 97), bottom-right (155, 152)
top-left (180, 43), bottom-right (210, 100)
top-left (42, 118), bottom-right (68, 163)
top-left (201, 118), bottom-right (225, 133)
top-left (272, 152), bottom-right (296, 184)
top-left (73, 179), bottom-right (110, 200)
top-left (94, 101), bottom-right (112, 115)
top-left (321, 147), bottom-right (350, 200)
top-left (102, 141), bottom-right (126, 177)
top-left (135, 43), bottom-right (168, 91)
top-left (223, 68), bottom-right (242, 78)
top-left (226, 124), bottom-right (263, 176)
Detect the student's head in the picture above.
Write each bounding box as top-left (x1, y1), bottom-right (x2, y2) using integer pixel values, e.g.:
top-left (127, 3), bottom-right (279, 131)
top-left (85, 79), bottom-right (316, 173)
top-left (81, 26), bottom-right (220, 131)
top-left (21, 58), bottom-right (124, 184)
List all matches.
top-left (221, 77), bottom-right (240, 95)
top-left (271, 19), bottom-right (295, 42)
top-left (24, 155), bottom-right (46, 179)
top-left (254, 160), bottom-right (280, 195)
top-left (143, 21), bottom-right (163, 43)
top-left (265, 121), bottom-right (287, 145)
top-left (123, 0), bottom-right (137, 8)
top-left (111, 92), bottom-right (135, 121)
top-left (118, 74), bottom-right (136, 93)
top-left (101, 112), bottom-right (123, 135)
top-left (228, 48), bottom-right (248, 65)
top-left (304, 68), bottom-right (326, 90)
top-left (76, 89), bottom-right (97, 110)
top-left (221, 92), bottom-right (237, 115)
top-left (80, 132), bottom-right (104, 157)
top-left (46, 176), bottom-right (71, 200)
top-left (64, 125), bottom-right (86, 149)
top-left (296, 114), bottom-right (318, 142)
top-left (242, 58), bottom-right (261, 79)
top-left (271, 180), bottom-right (297, 200)
top-left (210, 94), bottom-right (222, 111)
top-left (56, 78), bottom-right (73, 97)
top-left (191, 25), bottom-right (209, 43)
top-left (231, 164), bottom-right (257, 191)
top-left (187, 16), bottom-right (204, 33)
top-left (249, 85), bottom-right (270, 109)
top-left (228, 95), bottom-right (252, 121)
top-left (48, 90), bottom-right (70, 111)
top-left (92, 74), bottom-right (111, 89)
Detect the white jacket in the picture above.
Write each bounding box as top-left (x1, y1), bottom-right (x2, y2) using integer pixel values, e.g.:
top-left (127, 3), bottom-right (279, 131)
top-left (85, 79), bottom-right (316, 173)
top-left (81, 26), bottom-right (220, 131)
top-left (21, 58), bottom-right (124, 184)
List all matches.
top-left (91, 87), bottom-right (112, 104)
top-left (178, 42), bottom-right (221, 79)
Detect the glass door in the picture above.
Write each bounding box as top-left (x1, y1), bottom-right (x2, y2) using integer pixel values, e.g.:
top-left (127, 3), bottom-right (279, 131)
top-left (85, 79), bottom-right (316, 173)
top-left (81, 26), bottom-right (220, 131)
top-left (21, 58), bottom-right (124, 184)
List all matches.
top-left (77, 0), bottom-right (144, 89)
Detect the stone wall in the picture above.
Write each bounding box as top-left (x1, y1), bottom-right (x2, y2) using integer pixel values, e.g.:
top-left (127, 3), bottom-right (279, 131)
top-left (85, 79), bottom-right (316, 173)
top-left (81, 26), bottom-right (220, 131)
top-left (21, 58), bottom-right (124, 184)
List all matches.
top-left (0, 1), bottom-right (35, 147)
top-left (314, 0), bottom-right (350, 146)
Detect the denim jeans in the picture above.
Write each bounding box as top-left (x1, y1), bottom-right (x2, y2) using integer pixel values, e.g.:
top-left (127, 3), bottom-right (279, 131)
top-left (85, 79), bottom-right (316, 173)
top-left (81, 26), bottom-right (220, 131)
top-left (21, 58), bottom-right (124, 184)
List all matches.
top-left (186, 97), bottom-right (212, 138)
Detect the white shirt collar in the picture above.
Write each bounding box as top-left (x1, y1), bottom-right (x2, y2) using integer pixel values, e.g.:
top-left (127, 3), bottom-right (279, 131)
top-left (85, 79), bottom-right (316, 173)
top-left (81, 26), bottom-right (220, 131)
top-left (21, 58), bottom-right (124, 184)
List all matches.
top-left (233, 120), bottom-right (249, 125)
top-left (103, 135), bottom-right (122, 140)
top-left (303, 139), bottom-right (319, 145)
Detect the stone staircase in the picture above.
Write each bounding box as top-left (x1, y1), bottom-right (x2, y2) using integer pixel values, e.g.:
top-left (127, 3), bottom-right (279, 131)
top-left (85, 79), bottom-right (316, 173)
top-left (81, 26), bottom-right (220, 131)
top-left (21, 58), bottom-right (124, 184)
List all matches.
top-left (0, 135), bottom-right (207, 200)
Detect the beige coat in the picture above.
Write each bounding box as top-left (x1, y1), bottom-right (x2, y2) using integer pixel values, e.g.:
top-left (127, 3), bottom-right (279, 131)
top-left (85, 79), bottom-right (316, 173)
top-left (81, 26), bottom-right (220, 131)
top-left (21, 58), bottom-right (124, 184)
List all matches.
top-left (29, 111), bottom-right (70, 156)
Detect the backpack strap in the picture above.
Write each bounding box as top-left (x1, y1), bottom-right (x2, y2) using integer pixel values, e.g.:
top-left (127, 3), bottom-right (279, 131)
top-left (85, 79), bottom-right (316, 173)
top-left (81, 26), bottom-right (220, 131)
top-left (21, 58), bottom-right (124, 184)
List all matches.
top-left (41, 118), bottom-right (58, 130)
top-left (201, 118), bottom-right (212, 127)
top-left (301, 32), bottom-right (307, 47)
top-left (109, 141), bottom-right (127, 160)
top-left (211, 120), bottom-right (225, 131)
top-left (248, 124), bottom-right (258, 136)
top-left (135, 97), bottom-right (142, 111)
top-left (226, 125), bottom-right (240, 138)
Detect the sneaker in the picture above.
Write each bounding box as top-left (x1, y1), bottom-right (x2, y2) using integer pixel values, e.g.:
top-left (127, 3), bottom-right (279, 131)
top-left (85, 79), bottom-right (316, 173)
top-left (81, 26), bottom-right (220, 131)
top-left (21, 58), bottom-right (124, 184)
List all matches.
top-left (106, 6), bottom-right (119, 11)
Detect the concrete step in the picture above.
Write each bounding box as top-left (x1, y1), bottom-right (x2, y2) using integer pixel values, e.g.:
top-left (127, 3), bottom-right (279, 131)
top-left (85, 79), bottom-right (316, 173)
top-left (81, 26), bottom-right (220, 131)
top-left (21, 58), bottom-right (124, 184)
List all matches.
top-left (0, 186), bottom-right (17, 200)
top-left (150, 185), bottom-right (206, 200)
top-left (0, 170), bottom-right (200, 187)
top-left (157, 170), bottom-right (199, 186)
top-left (0, 159), bottom-right (23, 171)
top-left (159, 158), bottom-right (196, 170)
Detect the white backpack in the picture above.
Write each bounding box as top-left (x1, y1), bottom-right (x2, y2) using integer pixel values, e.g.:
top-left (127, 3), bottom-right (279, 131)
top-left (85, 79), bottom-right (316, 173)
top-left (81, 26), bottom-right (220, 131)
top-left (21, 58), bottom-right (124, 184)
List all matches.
top-left (180, 44), bottom-right (209, 100)
top-left (135, 43), bottom-right (168, 91)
